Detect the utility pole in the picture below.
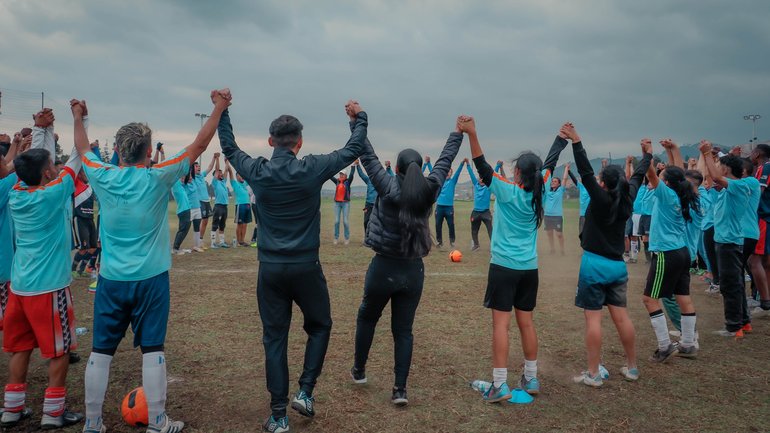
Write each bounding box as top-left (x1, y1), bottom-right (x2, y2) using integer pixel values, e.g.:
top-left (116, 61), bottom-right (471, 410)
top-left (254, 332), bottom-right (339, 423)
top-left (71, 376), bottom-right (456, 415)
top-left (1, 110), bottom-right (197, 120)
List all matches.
top-left (744, 114), bottom-right (762, 145)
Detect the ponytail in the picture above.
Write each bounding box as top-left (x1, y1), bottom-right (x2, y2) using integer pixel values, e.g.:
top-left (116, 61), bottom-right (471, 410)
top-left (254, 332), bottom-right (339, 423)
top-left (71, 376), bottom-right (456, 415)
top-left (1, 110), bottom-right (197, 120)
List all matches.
top-left (515, 152), bottom-right (545, 228)
top-left (398, 160), bottom-right (434, 256)
top-left (184, 164), bottom-right (194, 184)
top-left (663, 166), bottom-right (699, 222)
top-left (600, 165), bottom-right (632, 223)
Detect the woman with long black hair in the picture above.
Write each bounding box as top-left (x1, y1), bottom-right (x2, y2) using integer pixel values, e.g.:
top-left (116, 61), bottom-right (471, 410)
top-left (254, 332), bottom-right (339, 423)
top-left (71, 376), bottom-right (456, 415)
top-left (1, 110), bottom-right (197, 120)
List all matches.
top-left (350, 116), bottom-right (463, 406)
top-left (642, 139), bottom-right (700, 362)
top-left (565, 125), bottom-right (652, 387)
top-left (466, 117), bottom-right (568, 402)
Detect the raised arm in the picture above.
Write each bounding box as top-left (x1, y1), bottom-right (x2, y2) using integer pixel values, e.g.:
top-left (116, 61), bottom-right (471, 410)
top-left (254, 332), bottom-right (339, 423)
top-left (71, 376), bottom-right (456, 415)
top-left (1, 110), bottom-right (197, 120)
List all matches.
top-left (542, 134), bottom-right (570, 178)
top-left (661, 139), bottom-right (684, 169)
top-left (31, 108), bottom-right (56, 161)
top-left (205, 152), bottom-right (217, 175)
top-left (347, 165), bottom-right (356, 186)
top-left (497, 161), bottom-right (507, 179)
top-left (465, 159), bottom-right (478, 186)
top-left (563, 124), bottom-right (603, 198)
top-left (426, 131), bottom-right (464, 196)
top-left (461, 116), bottom-right (494, 185)
top-left (225, 158), bottom-right (233, 181)
top-left (646, 139), bottom-right (660, 189)
top-left (186, 89), bottom-right (230, 164)
top-left (218, 107), bottom-right (263, 182)
top-left (422, 157), bottom-right (433, 174)
top-left (385, 161), bottom-right (394, 177)
top-left (625, 155), bottom-right (633, 179)
top-left (355, 162), bottom-right (371, 185)
top-left (360, 139), bottom-right (397, 196)
top-left (699, 140), bottom-right (727, 188)
top-left (567, 169), bottom-right (579, 187)
top-left (314, 100), bottom-right (368, 180)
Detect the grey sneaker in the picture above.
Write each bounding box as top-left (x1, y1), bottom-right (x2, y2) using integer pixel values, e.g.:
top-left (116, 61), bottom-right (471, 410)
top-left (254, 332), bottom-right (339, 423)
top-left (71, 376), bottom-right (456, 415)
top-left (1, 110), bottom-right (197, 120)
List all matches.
top-left (1, 407), bottom-right (33, 427)
top-left (572, 371), bottom-right (603, 387)
top-left (146, 415), bottom-right (184, 433)
top-left (649, 343), bottom-right (678, 363)
top-left (83, 425), bottom-right (107, 433)
top-left (350, 367), bottom-right (367, 384)
top-left (391, 387), bottom-right (409, 406)
top-left (262, 416), bottom-right (289, 433)
top-left (676, 344), bottom-right (698, 359)
top-left (40, 409), bottom-right (84, 430)
top-left (619, 366), bottom-right (640, 381)
top-left (291, 390), bottom-right (314, 418)
top-left (751, 307), bottom-right (770, 319)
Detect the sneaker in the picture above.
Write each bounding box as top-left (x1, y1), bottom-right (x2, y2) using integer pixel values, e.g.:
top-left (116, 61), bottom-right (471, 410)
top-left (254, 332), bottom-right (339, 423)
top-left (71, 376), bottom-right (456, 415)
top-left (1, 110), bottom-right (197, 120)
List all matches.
top-left (622, 253), bottom-right (630, 262)
top-left (676, 344), bottom-right (698, 359)
top-left (83, 425), bottom-right (107, 433)
top-left (262, 416), bottom-right (289, 433)
top-left (649, 343), bottom-right (678, 363)
top-left (470, 380), bottom-right (492, 394)
top-left (742, 323), bottom-right (753, 334)
top-left (482, 382), bottom-right (512, 403)
top-left (619, 366), bottom-right (640, 381)
top-left (1, 408), bottom-right (33, 427)
top-left (210, 243), bottom-right (219, 249)
top-left (471, 244), bottom-right (480, 252)
top-left (69, 351), bottom-right (81, 364)
top-left (745, 273), bottom-right (752, 282)
top-left (40, 409), bottom-right (84, 430)
top-left (192, 247), bottom-right (204, 253)
top-left (350, 367), bottom-right (367, 384)
top-left (218, 243), bottom-right (230, 249)
top-left (391, 387), bottom-right (409, 406)
top-left (436, 242), bottom-right (443, 248)
top-left (333, 239), bottom-right (339, 245)
top-left (450, 242), bottom-right (456, 248)
top-left (713, 328), bottom-right (744, 338)
top-left (751, 307), bottom-right (770, 318)
top-left (705, 284), bottom-right (720, 295)
top-left (344, 239), bottom-right (350, 245)
top-left (572, 371), bottom-right (603, 387)
top-left (146, 414), bottom-right (184, 433)
top-left (519, 374), bottom-right (540, 395)
top-left (747, 298), bottom-right (761, 309)
top-left (598, 364), bottom-right (610, 380)
top-left (239, 242), bottom-right (250, 247)
top-left (629, 257), bottom-right (638, 264)
top-left (291, 390), bottom-right (314, 418)
top-left (250, 242), bottom-right (257, 248)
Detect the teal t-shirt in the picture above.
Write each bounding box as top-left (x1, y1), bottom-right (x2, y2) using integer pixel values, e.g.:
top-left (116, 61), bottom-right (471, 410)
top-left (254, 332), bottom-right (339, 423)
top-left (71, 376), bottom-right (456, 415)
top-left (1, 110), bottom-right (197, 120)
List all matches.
top-left (578, 183), bottom-right (590, 217)
top-left (649, 183), bottom-right (687, 252)
top-left (0, 174), bottom-right (17, 283)
top-left (230, 179), bottom-right (250, 205)
top-left (183, 179), bottom-right (199, 208)
top-left (713, 178), bottom-right (750, 245)
top-left (171, 180), bottom-right (191, 215)
top-left (82, 150), bottom-right (190, 281)
top-left (489, 171), bottom-right (550, 270)
top-left (194, 171), bottom-right (209, 202)
top-left (544, 186), bottom-right (564, 217)
top-left (9, 169), bottom-right (75, 294)
top-left (700, 186), bottom-right (715, 230)
top-left (741, 177), bottom-right (761, 240)
top-left (212, 178), bottom-right (229, 205)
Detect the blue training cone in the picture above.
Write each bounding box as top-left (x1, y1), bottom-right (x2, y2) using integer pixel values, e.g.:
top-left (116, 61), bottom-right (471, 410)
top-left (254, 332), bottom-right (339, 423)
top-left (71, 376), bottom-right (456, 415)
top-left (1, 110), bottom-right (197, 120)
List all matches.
top-left (507, 388), bottom-right (534, 404)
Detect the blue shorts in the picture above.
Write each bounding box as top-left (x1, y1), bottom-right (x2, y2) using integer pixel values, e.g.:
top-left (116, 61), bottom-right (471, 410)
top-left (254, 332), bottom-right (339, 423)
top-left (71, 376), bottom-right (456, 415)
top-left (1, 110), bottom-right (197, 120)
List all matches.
top-left (236, 204), bottom-right (252, 224)
top-left (92, 271), bottom-right (170, 350)
top-left (575, 251), bottom-right (628, 310)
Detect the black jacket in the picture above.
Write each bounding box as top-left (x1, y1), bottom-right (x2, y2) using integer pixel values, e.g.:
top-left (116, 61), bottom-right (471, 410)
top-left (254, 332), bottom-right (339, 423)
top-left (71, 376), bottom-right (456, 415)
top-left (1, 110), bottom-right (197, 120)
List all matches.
top-left (361, 132), bottom-right (463, 259)
top-left (573, 141), bottom-right (652, 260)
top-left (218, 109), bottom-right (368, 263)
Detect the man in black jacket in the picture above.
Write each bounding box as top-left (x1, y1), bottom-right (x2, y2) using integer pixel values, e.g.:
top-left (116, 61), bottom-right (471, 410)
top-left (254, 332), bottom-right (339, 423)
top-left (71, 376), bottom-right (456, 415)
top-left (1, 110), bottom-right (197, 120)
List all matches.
top-left (217, 95), bottom-right (368, 433)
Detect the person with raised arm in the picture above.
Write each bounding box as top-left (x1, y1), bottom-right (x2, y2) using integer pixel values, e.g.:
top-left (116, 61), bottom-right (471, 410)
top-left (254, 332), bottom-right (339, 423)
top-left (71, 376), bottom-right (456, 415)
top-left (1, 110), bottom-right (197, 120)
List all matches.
top-left (217, 96), bottom-right (367, 433)
top-left (465, 157), bottom-right (502, 251)
top-left (77, 90), bottom-right (230, 433)
top-left (543, 162), bottom-right (568, 254)
top-left (329, 165), bottom-right (355, 245)
top-left (566, 128), bottom-right (652, 387)
top-left (748, 144), bottom-right (770, 317)
top-left (195, 154), bottom-right (217, 248)
top-left (355, 159), bottom-right (393, 243)
top-left (209, 154), bottom-right (231, 248)
top-left (466, 117), bottom-right (568, 402)
top-left (424, 155), bottom-right (465, 248)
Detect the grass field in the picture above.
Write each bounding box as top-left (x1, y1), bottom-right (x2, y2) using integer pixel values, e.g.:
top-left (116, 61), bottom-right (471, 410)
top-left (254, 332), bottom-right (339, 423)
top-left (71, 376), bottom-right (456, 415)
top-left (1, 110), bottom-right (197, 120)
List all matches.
top-left (9, 198), bottom-right (770, 433)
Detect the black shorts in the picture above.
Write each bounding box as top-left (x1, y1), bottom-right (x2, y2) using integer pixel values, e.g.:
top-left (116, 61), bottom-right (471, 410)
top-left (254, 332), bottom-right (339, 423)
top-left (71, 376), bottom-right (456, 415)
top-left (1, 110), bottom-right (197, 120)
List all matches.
top-left (72, 216), bottom-right (97, 250)
top-left (212, 204), bottom-right (228, 231)
top-left (644, 247), bottom-right (691, 299)
top-left (544, 216), bottom-right (563, 232)
top-left (638, 215), bottom-right (652, 236)
top-left (200, 201), bottom-right (212, 219)
top-left (236, 204), bottom-right (252, 224)
top-left (484, 264), bottom-right (539, 312)
top-left (579, 216), bottom-right (585, 234)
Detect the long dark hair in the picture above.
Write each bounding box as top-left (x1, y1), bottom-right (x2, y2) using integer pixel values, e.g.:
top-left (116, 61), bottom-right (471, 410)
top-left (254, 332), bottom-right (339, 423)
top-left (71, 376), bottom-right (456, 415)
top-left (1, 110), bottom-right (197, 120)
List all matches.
top-left (514, 152), bottom-right (545, 228)
top-left (663, 166), bottom-right (699, 222)
top-left (600, 165), bottom-right (631, 223)
top-left (183, 164), bottom-right (195, 184)
top-left (396, 149), bottom-right (434, 256)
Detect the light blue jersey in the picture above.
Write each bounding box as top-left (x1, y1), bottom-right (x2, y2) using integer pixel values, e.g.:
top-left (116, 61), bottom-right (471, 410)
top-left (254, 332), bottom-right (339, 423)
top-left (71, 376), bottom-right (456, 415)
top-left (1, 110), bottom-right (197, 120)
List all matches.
top-left (212, 178), bottom-right (229, 205)
top-left (578, 183), bottom-right (590, 217)
top-left (741, 177), bottom-right (761, 240)
top-left (467, 164), bottom-right (494, 212)
top-left (0, 174), bottom-right (18, 283)
top-left (194, 171), bottom-right (209, 202)
top-left (699, 186), bottom-right (715, 230)
top-left (436, 162), bottom-right (464, 207)
top-left (544, 186), bottom-right (564, 217)
top-left (82, 150), bottom-right (190, 281)
top-left (183, 179), bottom-right (200, 209)
top-left (230, 179), bottom-right (250, 205)
top-left (714, 178), bottom-right (750, 245)
top-left (9, 169), bottom-right (75, 295)
top-left (649, 183), bottom-right (687, 252)
top-left (632, 186), bottom-right (647, 214)
top-left (489, 171), bottom-right (550, 270)
top-left (171, 180), bottom-right (191, 215)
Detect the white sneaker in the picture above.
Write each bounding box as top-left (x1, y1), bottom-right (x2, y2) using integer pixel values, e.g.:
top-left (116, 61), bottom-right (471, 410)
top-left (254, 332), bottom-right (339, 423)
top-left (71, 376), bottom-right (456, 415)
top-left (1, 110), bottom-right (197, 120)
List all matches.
top-left (747, 298), bottom-right (760, 308)
top-left (192, 247), bottom-right (204, 253)
top-left (333, 239), bottom-right (339, 245)
top-left (572, 371), bottom-right (603, 387)
top-left (147, 415), bottom-right (184, 433)
top-left (705, 284), bottom-right (720, 295)
top-left (751, 307), bottom-right (770, 318)
top-left (344, 239), bottom-right (350, 245)
top-left (619, 366), bottom-right (640, 381)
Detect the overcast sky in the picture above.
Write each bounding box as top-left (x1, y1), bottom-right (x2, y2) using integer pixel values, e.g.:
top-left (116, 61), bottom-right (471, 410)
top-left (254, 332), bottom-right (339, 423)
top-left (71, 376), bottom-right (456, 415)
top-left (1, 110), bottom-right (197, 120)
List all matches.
top-left (1, 0), bottom-right (768, 167)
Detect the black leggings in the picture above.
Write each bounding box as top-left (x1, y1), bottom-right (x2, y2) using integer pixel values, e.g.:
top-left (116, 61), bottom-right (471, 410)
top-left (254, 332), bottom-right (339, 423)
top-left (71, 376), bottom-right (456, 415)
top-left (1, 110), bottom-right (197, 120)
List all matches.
top-left (435, 205), bottom-right (455, 244)
top-left (471, 210), bottom-right (492, 247)
top-left (212, 204), bottom-right (227, 232)
top-left (704, 227), bottom-right (719, 284)
top-left (251, 203), bottom-right (259, 242)
top-left (354, 255), bottom-right (424, 388)
top-left (173, 210), bottom-right (191, 250)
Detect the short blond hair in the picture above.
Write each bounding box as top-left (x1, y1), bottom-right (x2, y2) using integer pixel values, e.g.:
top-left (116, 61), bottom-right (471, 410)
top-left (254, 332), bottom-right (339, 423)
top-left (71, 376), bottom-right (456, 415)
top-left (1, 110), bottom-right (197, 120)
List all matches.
top-left (116, 122), bottom-right (152, 165)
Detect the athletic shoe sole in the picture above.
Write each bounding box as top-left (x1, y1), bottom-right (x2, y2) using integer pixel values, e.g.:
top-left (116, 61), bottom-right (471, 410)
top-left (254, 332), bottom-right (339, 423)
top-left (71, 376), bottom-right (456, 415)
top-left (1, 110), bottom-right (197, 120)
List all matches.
top-left (392, 398), bottom-right (408, 406)
top-left (350, 371), bottom-right (367, 384)
top-left (291, 401), bottom-right (314, 418)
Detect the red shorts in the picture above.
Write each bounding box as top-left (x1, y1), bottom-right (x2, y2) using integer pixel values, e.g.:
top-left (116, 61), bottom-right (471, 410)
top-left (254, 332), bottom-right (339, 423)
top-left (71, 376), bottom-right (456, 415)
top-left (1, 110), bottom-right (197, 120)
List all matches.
top-left (756, 220), bottom-right (770, 255)
top-left (2, 287), bottom-right (77, 358)
top-left (0, 282), bottom-right (8, 331)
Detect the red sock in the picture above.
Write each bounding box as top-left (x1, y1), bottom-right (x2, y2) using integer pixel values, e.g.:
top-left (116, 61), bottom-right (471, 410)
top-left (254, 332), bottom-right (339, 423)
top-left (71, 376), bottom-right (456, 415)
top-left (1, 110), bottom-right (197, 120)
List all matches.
top-left (43, 387), bottom-right (66, 417)
top-left (4, 383), bottom-right (26, 413)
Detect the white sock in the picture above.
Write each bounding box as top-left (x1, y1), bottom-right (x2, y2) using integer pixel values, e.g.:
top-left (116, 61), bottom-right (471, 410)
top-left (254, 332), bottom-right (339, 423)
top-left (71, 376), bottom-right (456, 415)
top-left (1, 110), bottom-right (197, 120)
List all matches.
top-left (193, 232), bottom-right (201, 248)
top-left (492, 368), bottom-right (507, 388)
top-left (142, 352), bottom-right (167, 429)
top-left (218, 233), bottom-right (225, 244)
top-left (210, 232), bottom-right (216, 245)
top-left (84, 353), bottom-right (113, 430)
top-left (3, 384), bottom-right (26, 412)
top-left (523, 359), bottom-right (537, 380)
top-left (630, 240), bottom-right (639, 259)
top-left (650, 311), bottom-right (671, 350)
top-left (681, 314), bottom-right (697, 347)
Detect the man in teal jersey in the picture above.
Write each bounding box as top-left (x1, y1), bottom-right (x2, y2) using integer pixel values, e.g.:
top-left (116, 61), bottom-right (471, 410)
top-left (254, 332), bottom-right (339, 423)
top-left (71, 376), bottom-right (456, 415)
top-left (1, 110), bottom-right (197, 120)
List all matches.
top-left (543, 162), bottom-right (569, 254)
top-left (423, 157), bottom-right (465, 247)
top-left (76, 90), bottom-right (230, 433)
top-left (194, 154), bottom-right (217, 247)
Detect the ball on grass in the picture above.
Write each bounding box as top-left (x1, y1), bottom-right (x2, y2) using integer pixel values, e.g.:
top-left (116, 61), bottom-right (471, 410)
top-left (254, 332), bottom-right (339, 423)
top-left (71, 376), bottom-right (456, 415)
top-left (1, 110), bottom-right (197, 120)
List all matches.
top-left (449, 250), bottom-right (463, 262)
top-left (121, 387), bottom-right (148, 427)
